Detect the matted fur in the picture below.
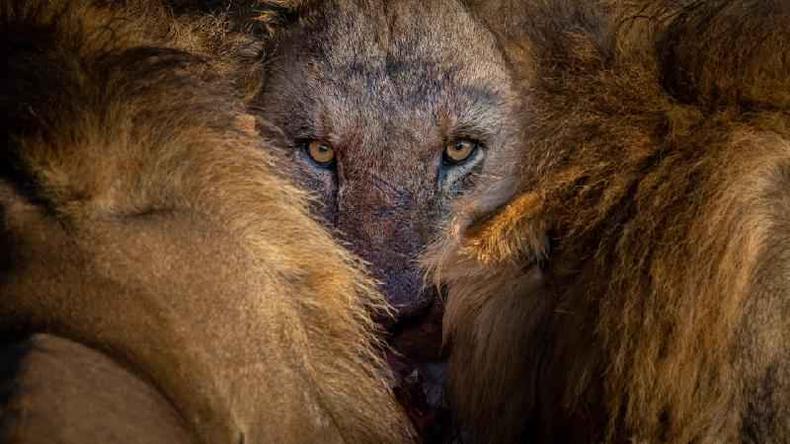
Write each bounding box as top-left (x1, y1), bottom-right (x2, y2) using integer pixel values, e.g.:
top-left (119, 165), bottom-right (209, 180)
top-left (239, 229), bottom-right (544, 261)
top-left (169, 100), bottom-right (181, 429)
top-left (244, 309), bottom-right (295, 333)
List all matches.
top-left (0, 0), bottom-right (412, 442)
top-left (428, 0), bottom-right (789, 442)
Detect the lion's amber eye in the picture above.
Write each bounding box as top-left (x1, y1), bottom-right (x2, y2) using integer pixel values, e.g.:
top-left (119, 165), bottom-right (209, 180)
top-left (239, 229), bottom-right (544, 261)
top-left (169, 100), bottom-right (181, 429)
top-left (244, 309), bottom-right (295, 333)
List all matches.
top-left (306, 140), bottom-right (335, 166)
top-left (443, 139), bottom-right (478, 165)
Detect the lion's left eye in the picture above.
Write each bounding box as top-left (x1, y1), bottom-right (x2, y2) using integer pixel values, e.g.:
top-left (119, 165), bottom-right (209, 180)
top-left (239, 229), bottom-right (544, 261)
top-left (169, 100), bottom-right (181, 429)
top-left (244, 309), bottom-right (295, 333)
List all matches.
top-left (305, 140), bottom-right (336, 166)
top-left (443, 139), bottom-right (479, 165)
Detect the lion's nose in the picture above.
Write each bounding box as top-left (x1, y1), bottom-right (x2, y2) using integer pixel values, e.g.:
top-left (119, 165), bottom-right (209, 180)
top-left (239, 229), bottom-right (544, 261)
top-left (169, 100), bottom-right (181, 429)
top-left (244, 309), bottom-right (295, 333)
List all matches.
top-left (379, 265), bottom-right (433, 321)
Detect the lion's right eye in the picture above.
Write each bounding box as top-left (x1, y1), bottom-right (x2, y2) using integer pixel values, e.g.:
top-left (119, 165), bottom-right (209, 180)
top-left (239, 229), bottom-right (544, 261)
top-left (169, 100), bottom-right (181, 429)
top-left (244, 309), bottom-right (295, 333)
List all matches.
top-left (443, 139), bottom-right (480, 165)
top-left (305, 140), bottom-right (336, 167)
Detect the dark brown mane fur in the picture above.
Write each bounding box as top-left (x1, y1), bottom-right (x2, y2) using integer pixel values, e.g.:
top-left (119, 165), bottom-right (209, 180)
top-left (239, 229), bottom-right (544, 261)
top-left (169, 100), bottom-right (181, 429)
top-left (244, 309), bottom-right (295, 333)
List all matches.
top-left (430, 0), bottom-right (789, 442)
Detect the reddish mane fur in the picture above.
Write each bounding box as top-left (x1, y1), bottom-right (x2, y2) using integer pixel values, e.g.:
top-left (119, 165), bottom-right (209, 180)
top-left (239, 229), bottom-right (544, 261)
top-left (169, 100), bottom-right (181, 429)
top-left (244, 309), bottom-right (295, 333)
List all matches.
top-left (429, 1), bottom-right (790, 442)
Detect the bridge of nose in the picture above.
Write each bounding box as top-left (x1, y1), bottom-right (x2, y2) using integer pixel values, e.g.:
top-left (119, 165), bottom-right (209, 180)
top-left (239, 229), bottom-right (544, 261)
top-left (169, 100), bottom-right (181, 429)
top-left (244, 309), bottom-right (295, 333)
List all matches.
top-left (336, 171), bottom-right (436, 318)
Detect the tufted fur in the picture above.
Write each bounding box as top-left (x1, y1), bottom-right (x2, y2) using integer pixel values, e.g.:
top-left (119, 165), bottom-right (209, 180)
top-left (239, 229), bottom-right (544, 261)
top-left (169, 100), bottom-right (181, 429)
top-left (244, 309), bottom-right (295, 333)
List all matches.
top-left (428, 0), bottom-right (790, 442)
top-left (0, 1), bottom-right (412, 442)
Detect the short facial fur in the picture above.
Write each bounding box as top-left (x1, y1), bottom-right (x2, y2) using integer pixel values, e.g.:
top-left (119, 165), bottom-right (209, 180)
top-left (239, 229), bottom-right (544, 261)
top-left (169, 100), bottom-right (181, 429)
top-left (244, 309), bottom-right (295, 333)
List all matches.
top-left (251, 3), bottom-right (520, 435)
top-left (253, 0), bottom-right (520, 319)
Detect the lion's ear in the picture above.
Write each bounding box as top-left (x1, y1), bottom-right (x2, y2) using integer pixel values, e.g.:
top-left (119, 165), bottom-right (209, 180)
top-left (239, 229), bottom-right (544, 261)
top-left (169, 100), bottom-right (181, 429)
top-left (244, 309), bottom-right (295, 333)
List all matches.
top-left (174, 0), bottom-right (311, 39)
top-left (249, 0), bottom-right (313, 38)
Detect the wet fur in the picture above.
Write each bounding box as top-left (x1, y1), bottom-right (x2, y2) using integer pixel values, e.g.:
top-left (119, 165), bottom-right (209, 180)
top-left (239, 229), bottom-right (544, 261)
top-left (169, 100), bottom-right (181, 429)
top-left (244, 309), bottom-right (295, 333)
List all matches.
top-left (428, 1), bottom-right (790, 442)
top-left (0, 1), bottom-right (412, 442)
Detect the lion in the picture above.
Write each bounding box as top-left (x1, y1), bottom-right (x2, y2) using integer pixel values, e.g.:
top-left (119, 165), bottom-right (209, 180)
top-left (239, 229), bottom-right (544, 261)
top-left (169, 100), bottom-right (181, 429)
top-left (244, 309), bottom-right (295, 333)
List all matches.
top-left (428, 0), bottom-right (790, 442)
top-left (0, 0), bottom-right (412, 442)
top-left (248, 0), bottom-right (523, 437)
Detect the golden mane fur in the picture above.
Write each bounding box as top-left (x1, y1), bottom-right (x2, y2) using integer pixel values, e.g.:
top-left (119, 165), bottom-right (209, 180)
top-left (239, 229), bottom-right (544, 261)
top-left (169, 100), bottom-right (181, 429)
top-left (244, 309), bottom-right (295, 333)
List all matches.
top-left (1, 1), bottom-right (412, 442)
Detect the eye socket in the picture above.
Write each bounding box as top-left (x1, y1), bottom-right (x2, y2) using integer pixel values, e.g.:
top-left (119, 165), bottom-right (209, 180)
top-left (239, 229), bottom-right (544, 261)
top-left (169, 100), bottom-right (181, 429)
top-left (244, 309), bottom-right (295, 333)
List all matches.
top-left (443, 139), bottom-right (479, 165)
top-left (305, 140), bottom-right (336, 166)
